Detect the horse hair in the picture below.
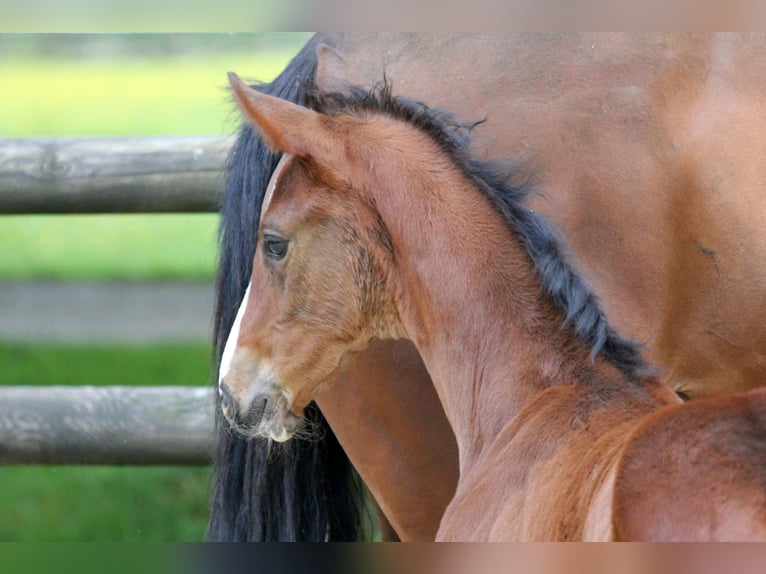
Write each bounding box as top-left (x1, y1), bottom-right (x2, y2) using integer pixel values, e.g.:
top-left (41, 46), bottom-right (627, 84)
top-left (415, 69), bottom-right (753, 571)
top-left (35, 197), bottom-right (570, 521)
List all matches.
top-left (207, 35), bottom-right (369, 542)
top-left (306, 82), bottom-right (647, 381)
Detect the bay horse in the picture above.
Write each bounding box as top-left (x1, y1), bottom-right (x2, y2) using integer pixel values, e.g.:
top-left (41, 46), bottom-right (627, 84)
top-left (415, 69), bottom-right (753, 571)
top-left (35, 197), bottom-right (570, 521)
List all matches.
top-left (219, 74), bottom-right (766, 540)
top-left (209, 34), bottom-right (766, 541)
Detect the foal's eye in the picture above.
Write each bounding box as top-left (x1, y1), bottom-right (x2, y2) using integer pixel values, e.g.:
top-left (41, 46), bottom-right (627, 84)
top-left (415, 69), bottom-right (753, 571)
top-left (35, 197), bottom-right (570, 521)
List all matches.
top-left (263, 235), bottom-right (289, 260)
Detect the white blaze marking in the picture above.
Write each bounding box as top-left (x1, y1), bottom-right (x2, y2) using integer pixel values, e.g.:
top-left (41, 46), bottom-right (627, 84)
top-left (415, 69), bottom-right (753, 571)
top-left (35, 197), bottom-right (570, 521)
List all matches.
top-left (218, 283), bottom-right (251, 393)
top-left (217, 155), bottom-right (289, 395)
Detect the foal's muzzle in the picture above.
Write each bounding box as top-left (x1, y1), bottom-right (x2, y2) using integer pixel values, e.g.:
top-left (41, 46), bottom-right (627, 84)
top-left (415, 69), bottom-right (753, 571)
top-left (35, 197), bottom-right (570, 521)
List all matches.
top-left (220, 383), bottom-right (267, 432)
top-left (219, 380), bottom-right (302, 442)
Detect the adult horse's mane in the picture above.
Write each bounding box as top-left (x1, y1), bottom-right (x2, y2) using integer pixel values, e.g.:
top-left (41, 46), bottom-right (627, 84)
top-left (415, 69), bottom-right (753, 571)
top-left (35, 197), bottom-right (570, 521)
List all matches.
top-left (208, 36), bottom-right (369, 542)
top-left (307, 82), bottom-right (647, 381)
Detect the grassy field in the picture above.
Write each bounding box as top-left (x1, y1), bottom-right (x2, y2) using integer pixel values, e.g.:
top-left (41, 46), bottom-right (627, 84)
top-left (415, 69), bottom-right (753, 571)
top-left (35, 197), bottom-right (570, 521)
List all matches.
top-left (0, 214), bottom-right (218, 280)
top-left (0, 37), bottom-right (306, 137)
top-left (0, 342), bottom-right (213, 541)
top-left (0, 35), bottom-right (309, 541)
top-left (1, 34), bottom-right (306, 280)
top-left (0, 466), bottom-right (211, 542)
top-left (0, 343), bottom-right (213, 387)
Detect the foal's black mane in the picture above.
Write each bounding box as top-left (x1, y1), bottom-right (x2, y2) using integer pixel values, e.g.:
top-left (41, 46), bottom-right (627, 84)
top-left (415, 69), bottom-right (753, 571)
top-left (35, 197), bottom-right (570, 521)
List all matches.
top-left (307, 82), bottom-right (646, 381)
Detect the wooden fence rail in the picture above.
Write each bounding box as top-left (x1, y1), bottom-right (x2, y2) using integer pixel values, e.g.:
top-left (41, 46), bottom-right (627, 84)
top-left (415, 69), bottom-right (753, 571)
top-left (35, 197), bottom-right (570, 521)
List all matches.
top-left (1, 136), bottom-right (224, 466)
top-left (0, 386), bottom-right (215, 465)
top-left (0, 136), bottom-right (233, 213)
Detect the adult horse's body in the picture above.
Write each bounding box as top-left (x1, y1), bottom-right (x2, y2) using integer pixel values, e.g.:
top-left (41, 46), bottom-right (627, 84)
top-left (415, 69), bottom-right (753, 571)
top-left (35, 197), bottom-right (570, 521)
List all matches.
top-left (219, 76), bottom-right (766, 540)
top-left (209, 34), bottom-right (766, 541)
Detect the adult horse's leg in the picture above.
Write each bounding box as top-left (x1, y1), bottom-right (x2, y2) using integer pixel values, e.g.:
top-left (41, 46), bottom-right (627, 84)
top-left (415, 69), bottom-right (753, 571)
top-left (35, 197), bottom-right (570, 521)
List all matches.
top-left (316, 339), bottom-right (458, 541)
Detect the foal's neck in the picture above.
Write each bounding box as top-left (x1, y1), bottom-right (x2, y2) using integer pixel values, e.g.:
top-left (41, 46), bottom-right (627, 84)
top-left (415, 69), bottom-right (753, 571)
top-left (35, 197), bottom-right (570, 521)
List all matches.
top-left (363, 126), bottom-right (626, 472)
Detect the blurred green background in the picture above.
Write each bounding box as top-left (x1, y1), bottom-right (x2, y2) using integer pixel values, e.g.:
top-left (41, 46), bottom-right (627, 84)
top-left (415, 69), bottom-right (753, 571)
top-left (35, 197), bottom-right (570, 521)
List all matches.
top-left (0, 33), bottom-right (309, 541)
top-left (0, 33), bottom-right (310, 281)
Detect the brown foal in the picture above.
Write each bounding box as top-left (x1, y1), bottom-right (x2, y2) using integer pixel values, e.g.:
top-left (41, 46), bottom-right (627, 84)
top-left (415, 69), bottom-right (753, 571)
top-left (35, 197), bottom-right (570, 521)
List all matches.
top-left (218, 75), bottom-right (766, 540)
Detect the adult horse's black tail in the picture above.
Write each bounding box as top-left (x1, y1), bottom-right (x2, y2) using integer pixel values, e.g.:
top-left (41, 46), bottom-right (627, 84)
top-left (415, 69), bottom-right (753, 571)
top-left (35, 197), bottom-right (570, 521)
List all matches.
top-left (207, 34), bottom-right (368, 541)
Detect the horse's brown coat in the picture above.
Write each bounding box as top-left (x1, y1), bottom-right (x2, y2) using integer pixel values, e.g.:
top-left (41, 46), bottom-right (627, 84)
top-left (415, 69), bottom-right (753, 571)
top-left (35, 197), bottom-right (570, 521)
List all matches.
top-left (287, 33), bottom-right (766, 539)
top-left (221, 74), bottom-right (766, 540)
top-left (314, 33), bottom-right (766, 399)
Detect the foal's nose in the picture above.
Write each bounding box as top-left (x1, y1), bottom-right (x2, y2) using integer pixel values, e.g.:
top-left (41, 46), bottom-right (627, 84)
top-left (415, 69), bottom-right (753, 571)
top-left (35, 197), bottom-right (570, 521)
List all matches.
top-left (219, 382), bottom-right (270, 435)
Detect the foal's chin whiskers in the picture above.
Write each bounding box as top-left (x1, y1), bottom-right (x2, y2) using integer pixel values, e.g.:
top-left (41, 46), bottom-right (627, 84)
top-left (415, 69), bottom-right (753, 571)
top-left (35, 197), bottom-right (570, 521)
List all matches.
top-left (291, 415), bottom-right (325, 442)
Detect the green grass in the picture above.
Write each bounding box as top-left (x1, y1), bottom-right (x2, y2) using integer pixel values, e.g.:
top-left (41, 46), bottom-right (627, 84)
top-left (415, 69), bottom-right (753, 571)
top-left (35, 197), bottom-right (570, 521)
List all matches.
top-left (0, 342), bottom-right (212, 387)
top-left (0, 37), bottom-right (302, 540)
top-left (0, 466), bottom-right (210, 542)
top-left (1, 41), bottom-right (302, 280)
top-left (0, 342), bottom-right (213, 541)
top-left (0, 51), bottom-right (297, 137)
top-left (0, 214), bottom-right (219, 280)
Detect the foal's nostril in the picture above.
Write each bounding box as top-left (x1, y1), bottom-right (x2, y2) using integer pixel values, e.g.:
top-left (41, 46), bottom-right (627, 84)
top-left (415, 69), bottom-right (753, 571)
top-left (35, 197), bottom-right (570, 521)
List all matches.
top-left (242, 396), bottom-right (268, 429)
top-left (219, 383), bottom-right (269, 434)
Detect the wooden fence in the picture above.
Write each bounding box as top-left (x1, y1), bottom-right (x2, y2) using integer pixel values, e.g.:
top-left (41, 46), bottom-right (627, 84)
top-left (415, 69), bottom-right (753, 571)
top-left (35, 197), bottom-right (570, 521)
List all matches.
top-left (0, 386), bottom-right (215, 465)
top-left (0, 136), bottom-right (231, 465)
top-left (0, 136), bottom-right (232, 213)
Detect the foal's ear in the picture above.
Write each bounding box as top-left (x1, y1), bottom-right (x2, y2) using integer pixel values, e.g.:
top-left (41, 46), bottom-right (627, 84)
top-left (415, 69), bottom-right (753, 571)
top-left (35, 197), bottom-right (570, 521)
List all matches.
top-left (228, 72), bottom-right (330, 159)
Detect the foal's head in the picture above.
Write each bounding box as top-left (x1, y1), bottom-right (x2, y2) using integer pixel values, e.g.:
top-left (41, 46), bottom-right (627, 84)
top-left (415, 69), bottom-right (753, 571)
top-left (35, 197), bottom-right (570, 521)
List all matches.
top-left (218, 73), bottom-right (401, 441)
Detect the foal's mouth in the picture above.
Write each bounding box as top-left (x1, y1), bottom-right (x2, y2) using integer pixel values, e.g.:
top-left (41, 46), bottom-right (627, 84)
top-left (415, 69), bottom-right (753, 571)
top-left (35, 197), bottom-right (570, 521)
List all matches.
top-left (222, 391), bottom-right (304, 442)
